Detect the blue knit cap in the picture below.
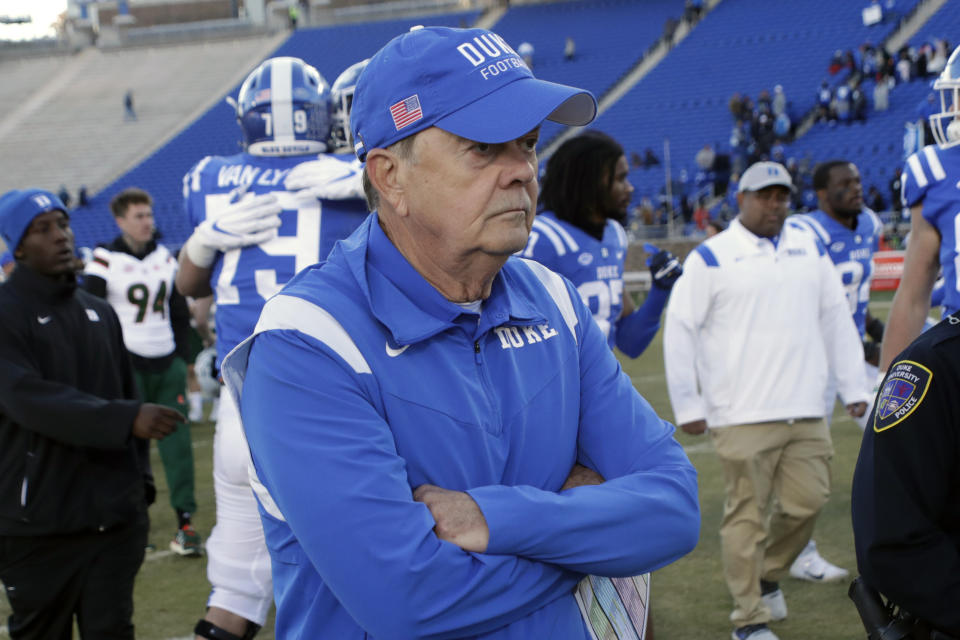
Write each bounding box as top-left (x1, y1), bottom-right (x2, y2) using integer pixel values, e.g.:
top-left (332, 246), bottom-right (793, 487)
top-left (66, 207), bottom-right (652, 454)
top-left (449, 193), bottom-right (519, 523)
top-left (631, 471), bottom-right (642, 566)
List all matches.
top-left (0, 189), bottom-right (67, 251)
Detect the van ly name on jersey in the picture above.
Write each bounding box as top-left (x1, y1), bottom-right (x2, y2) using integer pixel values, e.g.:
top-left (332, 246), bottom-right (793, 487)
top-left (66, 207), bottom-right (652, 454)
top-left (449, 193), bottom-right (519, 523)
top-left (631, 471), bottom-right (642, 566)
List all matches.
top-left (217, 165), bottom-right (291, 189)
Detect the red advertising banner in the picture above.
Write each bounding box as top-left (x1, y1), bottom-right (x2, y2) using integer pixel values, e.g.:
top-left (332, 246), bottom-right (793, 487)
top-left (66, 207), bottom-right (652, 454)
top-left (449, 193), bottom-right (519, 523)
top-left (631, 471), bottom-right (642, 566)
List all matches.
top-left (872, 250), bottom-right (906, 291)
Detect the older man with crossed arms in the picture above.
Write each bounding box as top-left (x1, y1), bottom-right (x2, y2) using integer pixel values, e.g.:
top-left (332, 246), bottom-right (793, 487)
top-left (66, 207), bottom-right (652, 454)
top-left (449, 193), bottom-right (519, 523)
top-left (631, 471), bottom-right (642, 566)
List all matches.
top-left (222, 25), bottom-right (700, 639)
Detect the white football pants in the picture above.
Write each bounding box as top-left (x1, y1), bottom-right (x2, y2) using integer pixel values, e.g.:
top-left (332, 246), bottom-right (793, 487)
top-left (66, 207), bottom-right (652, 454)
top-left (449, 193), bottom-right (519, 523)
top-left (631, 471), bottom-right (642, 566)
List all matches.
top-left (204, 387), bottom-right (273, 625)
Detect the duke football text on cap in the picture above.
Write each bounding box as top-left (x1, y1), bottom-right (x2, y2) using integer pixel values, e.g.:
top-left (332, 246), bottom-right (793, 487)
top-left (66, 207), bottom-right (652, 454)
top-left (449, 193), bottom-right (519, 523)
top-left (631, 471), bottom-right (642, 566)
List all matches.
top-left (738, 161), bottom-right (796, 193)
top-left (0, 189), bottom-right (68, 251)
top-left (350, 26), bottom-right (597, 160)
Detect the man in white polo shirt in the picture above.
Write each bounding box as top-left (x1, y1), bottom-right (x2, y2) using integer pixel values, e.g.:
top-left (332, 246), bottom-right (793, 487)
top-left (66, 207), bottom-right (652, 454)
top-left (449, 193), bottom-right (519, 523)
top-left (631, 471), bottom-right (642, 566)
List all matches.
top-left (663, 161), bottom-right (869, 640)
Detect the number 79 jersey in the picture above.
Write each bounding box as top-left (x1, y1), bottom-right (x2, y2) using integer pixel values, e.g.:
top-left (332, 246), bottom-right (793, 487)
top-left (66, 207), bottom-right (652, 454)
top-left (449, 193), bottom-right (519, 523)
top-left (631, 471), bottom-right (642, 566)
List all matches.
top-left (183, 152), bottom-right (369, 365)
top-left (521, 211), bottom-right (628, 349)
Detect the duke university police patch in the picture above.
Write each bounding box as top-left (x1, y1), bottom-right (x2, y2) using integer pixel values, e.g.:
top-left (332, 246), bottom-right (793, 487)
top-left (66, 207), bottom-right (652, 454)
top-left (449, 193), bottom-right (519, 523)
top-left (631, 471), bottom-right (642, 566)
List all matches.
top-left (874, 360), bottom-right (933, 432)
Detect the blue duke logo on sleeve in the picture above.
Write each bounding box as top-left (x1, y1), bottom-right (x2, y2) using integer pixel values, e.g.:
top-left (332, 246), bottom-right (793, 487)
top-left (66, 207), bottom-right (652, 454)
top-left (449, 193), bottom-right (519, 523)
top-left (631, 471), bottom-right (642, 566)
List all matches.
top-left (874, 360), bottom-right (933, 432)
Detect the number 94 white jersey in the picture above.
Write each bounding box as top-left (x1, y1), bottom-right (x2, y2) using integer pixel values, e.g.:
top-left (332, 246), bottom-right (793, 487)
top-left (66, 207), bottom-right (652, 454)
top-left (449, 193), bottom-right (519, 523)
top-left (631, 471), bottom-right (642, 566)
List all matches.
top-left (84, 242), bottom-right (178, 358)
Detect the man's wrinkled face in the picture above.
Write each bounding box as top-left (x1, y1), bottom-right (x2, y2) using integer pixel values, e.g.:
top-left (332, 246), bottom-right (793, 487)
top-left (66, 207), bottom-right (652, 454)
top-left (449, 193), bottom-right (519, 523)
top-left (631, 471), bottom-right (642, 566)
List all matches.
top-left (400, 127), bottom-right (540, 259)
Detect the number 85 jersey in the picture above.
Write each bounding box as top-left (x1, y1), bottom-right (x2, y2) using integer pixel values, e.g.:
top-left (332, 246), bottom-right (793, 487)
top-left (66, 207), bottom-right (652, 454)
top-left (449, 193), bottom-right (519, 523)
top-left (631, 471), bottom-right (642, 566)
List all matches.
top-left (521, 210), bottom-right (628, 349)
top-left (184, 151), bottom-right (369, 365)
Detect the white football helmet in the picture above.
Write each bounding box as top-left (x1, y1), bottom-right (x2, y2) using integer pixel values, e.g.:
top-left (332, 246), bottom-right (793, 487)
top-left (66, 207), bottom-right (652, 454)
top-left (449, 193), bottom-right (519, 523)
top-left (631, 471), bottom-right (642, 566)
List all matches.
top-left (329, 59), bottom-right (369, 153)
top-left (194, 346), bottom-right (221, 398)
top-left (931, 45), bottom-right (960, 148)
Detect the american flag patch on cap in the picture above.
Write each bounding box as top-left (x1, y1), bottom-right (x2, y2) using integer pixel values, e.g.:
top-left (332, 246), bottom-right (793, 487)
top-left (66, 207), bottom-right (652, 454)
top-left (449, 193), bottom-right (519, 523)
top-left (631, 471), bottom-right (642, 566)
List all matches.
top-left (390, 95), bottom-right (423, 131)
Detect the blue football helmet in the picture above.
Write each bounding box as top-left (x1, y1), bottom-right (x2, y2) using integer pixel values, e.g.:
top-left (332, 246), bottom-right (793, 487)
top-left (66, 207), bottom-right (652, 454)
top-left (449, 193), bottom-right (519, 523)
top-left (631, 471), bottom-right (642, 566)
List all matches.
top-left (236, 56), bottom-right (332, 156)
top-left (931, 45), bottom-right (960, 149)
top-left (329, 59), bottom-right (369, 152)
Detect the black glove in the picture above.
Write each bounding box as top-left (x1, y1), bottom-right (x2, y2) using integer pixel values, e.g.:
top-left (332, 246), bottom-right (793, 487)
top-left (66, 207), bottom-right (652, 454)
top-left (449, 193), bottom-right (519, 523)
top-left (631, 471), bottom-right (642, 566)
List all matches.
top-left (865, 316), bottom-right (885, 343)
top-left (645, 243), bottom-right (683, 290)
top-left (143, 479), bottom-right (157, 507)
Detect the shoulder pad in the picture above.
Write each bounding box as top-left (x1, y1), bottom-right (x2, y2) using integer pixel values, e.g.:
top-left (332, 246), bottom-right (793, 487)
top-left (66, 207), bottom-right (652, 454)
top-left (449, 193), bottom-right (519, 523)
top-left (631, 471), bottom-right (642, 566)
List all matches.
top-left (902, 145), bottom-right (947, 206)
top-left (91, 246), bottom-right (112, 262)
top-left (608, 218), bottom-right (628, 247)
top-left (927, 313), bottom-right (960, 346)
top-left (183, 155), bottom-right (216, 196)
top-left (529, 215), bottom-right (579, 257)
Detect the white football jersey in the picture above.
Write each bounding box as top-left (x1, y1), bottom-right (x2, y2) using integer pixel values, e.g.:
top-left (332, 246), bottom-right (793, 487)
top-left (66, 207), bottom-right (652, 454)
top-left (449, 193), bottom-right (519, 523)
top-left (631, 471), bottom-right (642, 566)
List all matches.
top-left (85, 243), bottom-right (178, 358)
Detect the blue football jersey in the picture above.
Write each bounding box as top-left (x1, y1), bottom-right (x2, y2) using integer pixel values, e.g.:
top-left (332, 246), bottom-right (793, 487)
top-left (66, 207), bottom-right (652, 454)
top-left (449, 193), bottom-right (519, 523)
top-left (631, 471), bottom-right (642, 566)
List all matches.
top-left (521, 211), bottom-right (628, 348)
top-left (791, 208), bottom-right (882, 337)
top-left (183, 152), bottom-right (369, 365)
top-left (902, 143), bottom-right (960, 315)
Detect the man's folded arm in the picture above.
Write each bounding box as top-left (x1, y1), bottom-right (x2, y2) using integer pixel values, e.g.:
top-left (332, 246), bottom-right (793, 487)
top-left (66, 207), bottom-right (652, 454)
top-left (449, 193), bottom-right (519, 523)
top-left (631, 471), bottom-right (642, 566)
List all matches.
top-left (469, 290), bottom-right (699, 576)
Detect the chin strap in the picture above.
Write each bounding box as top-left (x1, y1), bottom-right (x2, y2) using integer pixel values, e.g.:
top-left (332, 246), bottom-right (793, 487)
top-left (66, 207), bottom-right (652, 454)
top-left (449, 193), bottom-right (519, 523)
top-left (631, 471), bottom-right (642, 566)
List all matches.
top-left (194, 619), bottom-right (261, 640)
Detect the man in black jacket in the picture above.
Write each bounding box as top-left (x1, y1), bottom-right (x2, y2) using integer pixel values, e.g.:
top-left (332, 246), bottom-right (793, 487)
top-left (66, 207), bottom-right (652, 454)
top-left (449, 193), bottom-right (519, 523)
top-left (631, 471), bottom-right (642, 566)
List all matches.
top-left (852, 314), bottom-right (960, 639)
top-left (0, 188), bottom-right (184, 639)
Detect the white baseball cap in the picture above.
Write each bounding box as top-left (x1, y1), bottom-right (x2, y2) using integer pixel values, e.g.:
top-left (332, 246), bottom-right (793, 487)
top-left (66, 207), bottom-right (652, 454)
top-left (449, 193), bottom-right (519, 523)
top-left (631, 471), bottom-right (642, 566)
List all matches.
top-left (737, 161), bottom-right (795, 193)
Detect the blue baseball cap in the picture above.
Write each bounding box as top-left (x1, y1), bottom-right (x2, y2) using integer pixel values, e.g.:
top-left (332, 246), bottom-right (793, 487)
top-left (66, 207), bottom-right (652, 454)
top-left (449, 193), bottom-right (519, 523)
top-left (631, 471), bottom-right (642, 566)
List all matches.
top-left (350, 26), bottom-right (597, 160)
top-left (0, 188), bottom-right (68, 251)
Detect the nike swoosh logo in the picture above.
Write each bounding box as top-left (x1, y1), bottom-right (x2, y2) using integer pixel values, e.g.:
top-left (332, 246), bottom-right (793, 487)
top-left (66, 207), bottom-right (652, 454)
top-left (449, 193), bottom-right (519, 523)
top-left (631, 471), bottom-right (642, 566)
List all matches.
top-left (655, 258), bottom-right (680, 279)
top-left (37, 316), bottom-right (52, 325)
top-left (211, 221), bottom-right (240, 237)
top-left (385, 342), bottom-right (410, 357)
top-left (803, 570), bottom-right (825, 580)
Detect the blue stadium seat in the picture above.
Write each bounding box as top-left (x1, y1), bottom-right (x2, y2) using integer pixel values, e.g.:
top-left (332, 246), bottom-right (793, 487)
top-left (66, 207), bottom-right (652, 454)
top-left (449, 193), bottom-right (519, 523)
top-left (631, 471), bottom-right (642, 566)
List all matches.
top-left (588, 0), bottom-right (919, 206)
top-left (72, 10), bottom-right (481, 250)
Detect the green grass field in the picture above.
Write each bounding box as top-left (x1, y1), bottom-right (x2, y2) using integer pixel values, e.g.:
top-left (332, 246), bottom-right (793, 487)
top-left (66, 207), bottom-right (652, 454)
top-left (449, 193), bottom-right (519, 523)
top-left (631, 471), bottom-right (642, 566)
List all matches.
top-left (1, 292), bottom-right (899, 639)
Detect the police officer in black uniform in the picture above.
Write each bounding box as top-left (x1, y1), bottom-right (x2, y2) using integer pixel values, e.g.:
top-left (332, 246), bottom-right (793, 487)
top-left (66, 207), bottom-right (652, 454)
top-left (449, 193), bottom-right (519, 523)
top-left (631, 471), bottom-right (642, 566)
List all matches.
top-left (851, 314), bottom-right (960, 639)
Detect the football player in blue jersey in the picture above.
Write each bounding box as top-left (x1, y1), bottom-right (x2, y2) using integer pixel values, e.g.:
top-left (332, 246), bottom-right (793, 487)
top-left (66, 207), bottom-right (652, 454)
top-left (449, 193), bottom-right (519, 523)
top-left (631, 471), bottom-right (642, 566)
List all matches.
top-left (880, 44), bottom-right (960, 373)
top-left (175, 56), bottom-right (368, 640)
top-left (793, 160), bottom-right (883, 428)
top-left (523, 131), bottom-right (681, 358)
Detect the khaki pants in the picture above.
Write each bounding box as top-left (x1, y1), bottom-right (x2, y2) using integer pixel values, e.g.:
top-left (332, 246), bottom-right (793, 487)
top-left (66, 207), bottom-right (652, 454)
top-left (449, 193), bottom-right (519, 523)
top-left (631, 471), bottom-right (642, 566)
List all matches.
top-left (710, 418), bottom-right (832, 627)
